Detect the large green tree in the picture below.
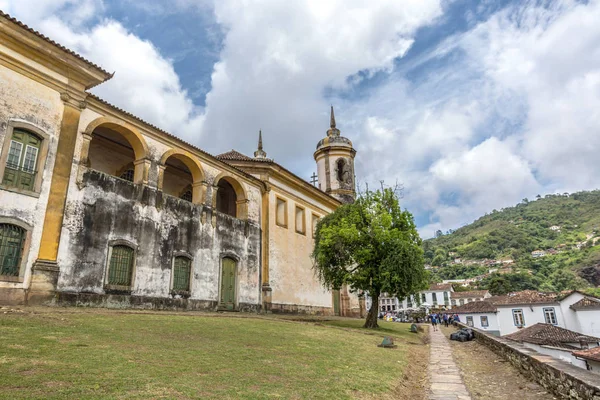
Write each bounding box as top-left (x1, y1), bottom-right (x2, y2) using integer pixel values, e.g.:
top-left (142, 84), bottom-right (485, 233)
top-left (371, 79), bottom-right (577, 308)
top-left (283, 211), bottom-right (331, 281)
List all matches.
top-left (312, 188), bottom-right (426, 328)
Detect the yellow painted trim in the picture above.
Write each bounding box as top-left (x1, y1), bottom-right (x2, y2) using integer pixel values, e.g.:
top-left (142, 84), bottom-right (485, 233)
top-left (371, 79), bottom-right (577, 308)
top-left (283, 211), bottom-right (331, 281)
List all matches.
top-left (37, 103), bottom-right (82, 262)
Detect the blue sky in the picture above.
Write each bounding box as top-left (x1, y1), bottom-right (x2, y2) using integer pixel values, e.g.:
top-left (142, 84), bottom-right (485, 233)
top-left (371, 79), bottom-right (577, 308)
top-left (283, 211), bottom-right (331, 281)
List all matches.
top-left (3, 0), bottom-right (600, 237)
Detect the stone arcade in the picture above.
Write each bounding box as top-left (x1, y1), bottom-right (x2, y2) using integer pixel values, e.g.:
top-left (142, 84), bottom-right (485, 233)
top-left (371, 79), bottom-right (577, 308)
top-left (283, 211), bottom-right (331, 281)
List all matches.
top-left (0, 11), bottom-right (363, 316)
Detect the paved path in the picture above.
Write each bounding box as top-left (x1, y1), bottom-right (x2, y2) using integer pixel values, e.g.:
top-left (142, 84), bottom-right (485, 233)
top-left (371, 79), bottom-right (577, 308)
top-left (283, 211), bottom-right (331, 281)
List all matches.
top-left (428, 326), bottom-right (472, 400)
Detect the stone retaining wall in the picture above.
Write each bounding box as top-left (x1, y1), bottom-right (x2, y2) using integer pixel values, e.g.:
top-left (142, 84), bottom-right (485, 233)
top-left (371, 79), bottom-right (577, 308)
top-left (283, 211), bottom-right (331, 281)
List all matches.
top-left (456, 323), bottom-right (600, 400)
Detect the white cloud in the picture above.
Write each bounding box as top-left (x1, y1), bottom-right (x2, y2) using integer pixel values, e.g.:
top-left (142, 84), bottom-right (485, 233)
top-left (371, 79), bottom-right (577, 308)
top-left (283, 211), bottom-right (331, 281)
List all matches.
top-left (200, 0), bottom-right (444, 159)
top-left (353, 0), bottom-right (600, 236)
top-left (1, 0), bottom-right (204, 140)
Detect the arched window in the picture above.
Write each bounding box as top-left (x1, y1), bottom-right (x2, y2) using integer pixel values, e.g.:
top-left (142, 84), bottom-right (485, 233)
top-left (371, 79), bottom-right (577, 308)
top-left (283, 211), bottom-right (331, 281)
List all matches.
top-left (216, 179), bottom-right (237, 217)
top-left (336, 158), bottom-right (346, 182)
top-left (0, 224), bottom-right (25, 277)
top-left (2, 129), bottom-right (41, 191)
top-left (172, 256), bottom-right (192, 292)
top-left (107, 245), bottom-right (135, 288)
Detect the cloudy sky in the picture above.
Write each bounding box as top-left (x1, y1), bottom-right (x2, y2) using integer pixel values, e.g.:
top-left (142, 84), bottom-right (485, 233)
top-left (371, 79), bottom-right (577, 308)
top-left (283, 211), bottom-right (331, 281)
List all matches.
top-left (2, 0), bottom-right (600, 237)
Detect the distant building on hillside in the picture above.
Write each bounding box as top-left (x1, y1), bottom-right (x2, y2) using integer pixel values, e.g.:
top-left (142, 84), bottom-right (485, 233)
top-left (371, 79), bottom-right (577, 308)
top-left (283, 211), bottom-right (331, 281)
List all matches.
top-left (532, 250), bottom-right (546, 258)
top-left (550, 225), bottom-right (562, 232)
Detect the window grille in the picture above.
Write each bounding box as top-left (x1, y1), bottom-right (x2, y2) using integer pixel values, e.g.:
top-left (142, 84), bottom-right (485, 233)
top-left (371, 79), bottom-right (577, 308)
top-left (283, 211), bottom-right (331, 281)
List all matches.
top-left (172, 256), bottom-right (191, 292)
top-left (119, 168), bottom-right (134, 182)
top-left (180, 189), bottom-right (192, 202)
top-left (108, 245), bottom-right (134, 286)
top-left (466, 316), bottom-right (474, 327)
top-left (0, 224), bottom-right (25, 276)
top-left (480, 316), bottom-right (489, 327)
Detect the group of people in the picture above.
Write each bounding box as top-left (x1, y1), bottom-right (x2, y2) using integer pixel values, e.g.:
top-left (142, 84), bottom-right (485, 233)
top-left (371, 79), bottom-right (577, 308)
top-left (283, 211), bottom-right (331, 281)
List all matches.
top-left (428, 313), bottom-right (460, 331)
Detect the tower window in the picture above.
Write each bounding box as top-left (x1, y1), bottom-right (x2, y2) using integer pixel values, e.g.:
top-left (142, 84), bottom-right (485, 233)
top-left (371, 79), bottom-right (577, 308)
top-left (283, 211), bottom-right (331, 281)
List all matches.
top-left (336, 158), bottom-right (346, 182)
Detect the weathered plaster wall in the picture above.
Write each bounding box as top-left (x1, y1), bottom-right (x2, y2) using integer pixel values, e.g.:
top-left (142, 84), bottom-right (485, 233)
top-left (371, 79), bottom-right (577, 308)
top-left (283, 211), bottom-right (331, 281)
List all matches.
top-left (56, 170), bottom-right (261, 309)
top-left (52, 106), bottom-right (264, 310)
top-left (0, 65), bottom-right (63, 303)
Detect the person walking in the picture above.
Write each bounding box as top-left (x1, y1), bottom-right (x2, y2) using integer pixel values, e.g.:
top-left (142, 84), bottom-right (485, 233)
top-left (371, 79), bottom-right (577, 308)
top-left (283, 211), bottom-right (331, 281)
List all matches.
top-left (430, 313), bottom-right (438, 331)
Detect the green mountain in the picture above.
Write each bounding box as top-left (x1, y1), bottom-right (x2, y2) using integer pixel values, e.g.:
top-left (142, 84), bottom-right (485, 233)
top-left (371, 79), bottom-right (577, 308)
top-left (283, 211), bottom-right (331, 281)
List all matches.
top-left (423, 190), bottom-right (600, 294)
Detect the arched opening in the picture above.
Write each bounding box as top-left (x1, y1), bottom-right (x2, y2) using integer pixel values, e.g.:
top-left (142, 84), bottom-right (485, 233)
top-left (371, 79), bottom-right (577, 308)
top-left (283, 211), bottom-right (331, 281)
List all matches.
top-left (216, 179), bottom-right (237, 217)
top-left (163, 157), bottom-right (194, 201)
top-left (88, 127), bottom-right (135, 181)
top-left (212, 174), bottom-right (248, 219)
top-left (159, 150), bottom-right (205, 204)
top-left (85, 121), bottom-right (147, 184)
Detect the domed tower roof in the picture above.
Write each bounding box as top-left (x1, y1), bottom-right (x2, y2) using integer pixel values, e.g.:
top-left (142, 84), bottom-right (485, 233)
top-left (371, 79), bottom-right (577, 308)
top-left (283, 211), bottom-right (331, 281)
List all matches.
top-left (313, 106), bottom-right (356, 204)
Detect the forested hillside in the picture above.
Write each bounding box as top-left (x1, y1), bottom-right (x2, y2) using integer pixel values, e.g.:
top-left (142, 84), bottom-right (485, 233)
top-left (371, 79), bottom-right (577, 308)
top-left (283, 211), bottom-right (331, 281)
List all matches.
top-left (424, 190), bottom-right (600, 294)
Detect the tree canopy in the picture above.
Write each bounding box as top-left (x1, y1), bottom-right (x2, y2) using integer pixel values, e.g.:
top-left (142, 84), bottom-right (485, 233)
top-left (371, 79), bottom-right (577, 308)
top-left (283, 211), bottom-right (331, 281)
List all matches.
top-left (312, 188), bottom-right (426, 328)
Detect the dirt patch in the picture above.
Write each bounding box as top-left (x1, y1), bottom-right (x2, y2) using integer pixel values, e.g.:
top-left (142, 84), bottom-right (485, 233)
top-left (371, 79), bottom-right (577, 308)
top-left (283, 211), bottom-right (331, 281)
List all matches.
top-left (441, 326), bottom-right (556, 400)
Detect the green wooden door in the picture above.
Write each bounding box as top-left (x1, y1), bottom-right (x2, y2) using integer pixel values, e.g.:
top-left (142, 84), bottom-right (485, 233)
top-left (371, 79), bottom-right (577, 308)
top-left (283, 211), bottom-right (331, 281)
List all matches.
top-left (332, 290), bottom-right (341, 316)
top-left (220, 258), bottom-right (236, 310)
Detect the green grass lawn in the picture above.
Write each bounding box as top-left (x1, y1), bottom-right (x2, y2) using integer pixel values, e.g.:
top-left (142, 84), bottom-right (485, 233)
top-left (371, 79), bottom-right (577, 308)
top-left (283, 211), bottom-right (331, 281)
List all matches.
top-left (0, 309), bottom-right (426, 399)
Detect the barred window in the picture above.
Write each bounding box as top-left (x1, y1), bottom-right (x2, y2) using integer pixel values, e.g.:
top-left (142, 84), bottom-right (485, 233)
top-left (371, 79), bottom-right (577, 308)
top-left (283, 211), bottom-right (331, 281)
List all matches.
top-left (180, 189), bottom-right (192, 202)
top-left (119, 168), bottom-right (134, 182)
top-left (107, 245), bottom-right (134, 287)
top-left (0, 224), bottom-right (25, 277)
top-left (172, 256), bottom-right (191, 292)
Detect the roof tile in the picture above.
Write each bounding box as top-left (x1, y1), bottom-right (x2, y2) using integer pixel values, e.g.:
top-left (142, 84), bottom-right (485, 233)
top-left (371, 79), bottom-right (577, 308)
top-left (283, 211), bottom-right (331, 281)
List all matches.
top-left (505, 323), bottom-right (600, 348)
top-left (452, 300), bottom-right (497, 314)
top-left (572, 347), bottom-right (600, 362)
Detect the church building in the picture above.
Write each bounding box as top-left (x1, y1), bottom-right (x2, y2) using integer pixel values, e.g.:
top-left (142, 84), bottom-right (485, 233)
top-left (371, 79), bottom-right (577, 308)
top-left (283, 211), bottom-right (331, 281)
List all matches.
top-left (0, 12), bottom-right (363, 316)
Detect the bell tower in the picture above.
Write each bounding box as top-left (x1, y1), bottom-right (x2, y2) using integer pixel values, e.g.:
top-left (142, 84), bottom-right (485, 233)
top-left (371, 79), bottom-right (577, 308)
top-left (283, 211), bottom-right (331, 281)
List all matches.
top-left (314, 106), bottom-right (356, 204)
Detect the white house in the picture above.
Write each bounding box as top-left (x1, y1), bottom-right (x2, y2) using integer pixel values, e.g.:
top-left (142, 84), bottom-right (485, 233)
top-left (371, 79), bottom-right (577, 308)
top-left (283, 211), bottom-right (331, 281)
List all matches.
top-left (452, 290), bottom-right (600, 372)
top-left (399, 283), bottom-right (454, 309)
top-left (453, 300), bottom-right (500, 335)
top-left (505, 323), bottom-right (599, 371)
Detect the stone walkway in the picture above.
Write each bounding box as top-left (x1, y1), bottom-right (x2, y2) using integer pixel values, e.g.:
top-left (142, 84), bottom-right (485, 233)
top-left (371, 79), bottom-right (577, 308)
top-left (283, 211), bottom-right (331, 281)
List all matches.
top-left (428, 326), bottom-right (472, 400)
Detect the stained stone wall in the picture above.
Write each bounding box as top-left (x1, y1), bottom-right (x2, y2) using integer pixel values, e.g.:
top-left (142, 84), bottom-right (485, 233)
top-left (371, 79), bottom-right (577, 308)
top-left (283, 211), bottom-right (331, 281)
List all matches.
top-left (457, 323), bottom-right (600, 400)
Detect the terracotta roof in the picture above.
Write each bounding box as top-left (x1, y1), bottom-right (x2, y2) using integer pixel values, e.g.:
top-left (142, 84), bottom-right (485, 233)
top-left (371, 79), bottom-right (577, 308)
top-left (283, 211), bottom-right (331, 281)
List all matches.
top-left (490, 290), bottom-right (559, 306)
top-left (570, 296), bottom-right (600, 310)
top-left (451, 300), bottom-right (497, 314)
top-left (451, 290), bottom-right (489, 299)
top-left (428, 283), bottom-right (453, 291)
top-left (572, 347), bottom-right (600, 362)
top-left (217, 150), bottom-right (260, 162)
top-left (0, 11), bottom-right (111, 78)
top-left (505, 323), bottom-right (600, 348)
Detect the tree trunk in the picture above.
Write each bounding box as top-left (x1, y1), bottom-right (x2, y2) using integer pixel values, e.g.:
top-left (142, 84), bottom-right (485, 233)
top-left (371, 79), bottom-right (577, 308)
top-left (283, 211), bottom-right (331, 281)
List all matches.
top-left (363, 293), bottom-right (379, 328)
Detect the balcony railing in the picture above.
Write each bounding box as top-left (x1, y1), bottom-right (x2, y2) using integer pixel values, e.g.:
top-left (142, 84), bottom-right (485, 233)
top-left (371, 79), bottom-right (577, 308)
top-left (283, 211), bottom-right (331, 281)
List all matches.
top-left (2, 164), bottom-right (36, 191)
